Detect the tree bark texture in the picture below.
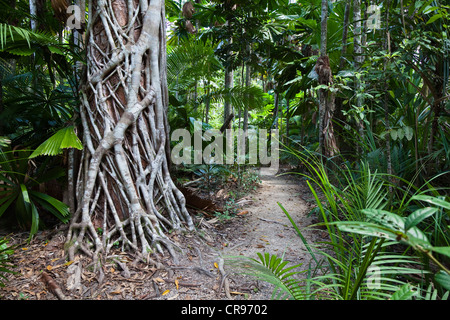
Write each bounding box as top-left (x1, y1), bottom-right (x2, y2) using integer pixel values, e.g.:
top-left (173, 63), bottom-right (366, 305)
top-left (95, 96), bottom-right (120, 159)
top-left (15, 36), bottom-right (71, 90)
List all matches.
top-left (317, 0), bottom-right (338, 158)
top-left (66, 0), bottom-right (194, 264)
top-left (224, 66), bottom-right (233, 123)
top-left (318, 0), bottom-right (327, 156)
top-left (384, 0), bottom-right (393, 187)
top-left (353, 0), bottom-right (365, 149)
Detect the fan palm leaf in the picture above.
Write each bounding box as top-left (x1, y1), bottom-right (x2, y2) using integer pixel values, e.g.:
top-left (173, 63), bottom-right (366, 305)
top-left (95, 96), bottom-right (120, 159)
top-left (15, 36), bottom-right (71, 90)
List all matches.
top-left (29, 126), bottom-right (82, 158)
top-left (202, 85), bottom-right (266, 113)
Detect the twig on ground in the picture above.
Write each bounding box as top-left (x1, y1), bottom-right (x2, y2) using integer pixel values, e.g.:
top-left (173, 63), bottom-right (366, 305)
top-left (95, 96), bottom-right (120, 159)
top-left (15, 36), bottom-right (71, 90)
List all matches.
top-left (258, 217), bottom-right (287, 226)
top-left (41, 272), bottom-right (68, 300)
top-left (166, 278), bottom-right (201, 288)
top-left (218, 257), bottom-right (232, 299)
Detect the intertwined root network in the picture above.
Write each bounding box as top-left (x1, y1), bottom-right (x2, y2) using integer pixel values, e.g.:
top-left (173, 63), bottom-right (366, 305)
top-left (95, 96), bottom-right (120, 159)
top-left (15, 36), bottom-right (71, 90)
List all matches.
top-left (66, 0), bottom-right (194, 266)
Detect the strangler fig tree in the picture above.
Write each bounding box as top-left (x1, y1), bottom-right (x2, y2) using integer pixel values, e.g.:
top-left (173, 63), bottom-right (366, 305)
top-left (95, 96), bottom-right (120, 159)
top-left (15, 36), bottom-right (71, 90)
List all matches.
top-left (66, 0), bottom-right (194, 265)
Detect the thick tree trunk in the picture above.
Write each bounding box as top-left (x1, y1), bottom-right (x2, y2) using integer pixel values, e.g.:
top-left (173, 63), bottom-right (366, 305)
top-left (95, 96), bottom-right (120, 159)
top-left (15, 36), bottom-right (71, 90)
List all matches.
top-left (66, 0), bottom-right (194, 265)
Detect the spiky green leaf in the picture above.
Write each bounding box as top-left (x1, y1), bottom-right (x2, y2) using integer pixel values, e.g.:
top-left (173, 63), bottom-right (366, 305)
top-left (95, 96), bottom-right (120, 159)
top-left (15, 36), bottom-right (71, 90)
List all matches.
top-left (405, 207), bottom-right (438, 231)
top-left (411, 195), bottom-right (450, 210)
top-left (434, 271), bottom-right (450, 291)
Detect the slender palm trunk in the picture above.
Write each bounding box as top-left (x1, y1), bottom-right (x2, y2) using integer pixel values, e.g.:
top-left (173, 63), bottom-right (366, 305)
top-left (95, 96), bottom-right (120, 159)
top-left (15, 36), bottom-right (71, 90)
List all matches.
top-left (243, 62), bottom-right (250, 148)
top-left (339, 0), bottom-right (350, 70)
top-left (224, 66), bottom-right (233, 123)
top-left (354, 0), bottom-right (365, 151)
top-left (384, 0), bottom-right (393, 188)
top-left (318, 0), bottom-right (327, 157)
top-left (204, 79), bottom-right (210, 124)
top-left (29, 0), bottom-right (37, 31)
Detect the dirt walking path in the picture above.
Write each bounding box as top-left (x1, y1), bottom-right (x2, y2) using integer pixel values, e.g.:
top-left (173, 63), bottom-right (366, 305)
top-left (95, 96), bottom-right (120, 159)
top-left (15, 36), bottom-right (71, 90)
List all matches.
top-left (213, 167), bottom-right (322, 299)
top-left (0, 167), bottom-right (323, 300)
top-left (160, 167), bottom-right (322, 300)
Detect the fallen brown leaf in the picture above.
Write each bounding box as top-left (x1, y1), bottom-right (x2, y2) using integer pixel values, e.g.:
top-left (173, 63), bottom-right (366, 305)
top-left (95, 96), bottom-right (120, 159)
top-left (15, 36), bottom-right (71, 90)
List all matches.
top-left (111, 286), bottom-right (122, 295)
top-left (153, 277), bottom-right (165, 283)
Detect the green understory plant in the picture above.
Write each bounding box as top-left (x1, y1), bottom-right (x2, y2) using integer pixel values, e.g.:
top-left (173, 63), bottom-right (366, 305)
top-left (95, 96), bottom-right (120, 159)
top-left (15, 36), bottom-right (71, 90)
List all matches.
top-left (0, 147), bottom-right (70, 238)
top-left (229, 142), bottom-right (449, 300)
top-left (281, 193), bottom-right (434, 299)
top-left (29, 126), bottom-right (83, 158)
top-left (296, 147), bottom-right (449, 299)
top-left (226, 252), bottom-right (307, 300)
top-left (333, 194), bottom-right (450, 292)
top-left (0, 236), bottom-right (16, 287)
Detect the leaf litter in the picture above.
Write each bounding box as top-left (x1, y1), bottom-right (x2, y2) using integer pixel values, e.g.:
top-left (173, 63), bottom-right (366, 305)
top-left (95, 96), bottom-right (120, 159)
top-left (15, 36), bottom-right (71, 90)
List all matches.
top-left (0, 167), bottom-right (325, 300)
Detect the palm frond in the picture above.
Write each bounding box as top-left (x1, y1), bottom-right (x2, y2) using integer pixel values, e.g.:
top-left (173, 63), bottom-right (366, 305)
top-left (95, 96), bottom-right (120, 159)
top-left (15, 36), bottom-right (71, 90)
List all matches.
top-left (203, 84), bottom-right (266, 112)
top-left (225, 253), bottom-right (307, 300)
top-left (29, 126), bottom-right (83, 158)
top-left (418, 282), bottom-right (450, 300)
top-left (0, 237), bottom-right (16, 287)
top-left (0, 23), bottom-right (57, 51)
top-left (309, 240), bottom-right (429, 300)
top-left (167, 40), bottom-right (222, 86)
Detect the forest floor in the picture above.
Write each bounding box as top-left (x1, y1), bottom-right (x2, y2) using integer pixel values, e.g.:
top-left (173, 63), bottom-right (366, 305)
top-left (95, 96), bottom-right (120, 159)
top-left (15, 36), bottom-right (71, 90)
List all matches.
top-left (0, 166), bottom-right (327, 300)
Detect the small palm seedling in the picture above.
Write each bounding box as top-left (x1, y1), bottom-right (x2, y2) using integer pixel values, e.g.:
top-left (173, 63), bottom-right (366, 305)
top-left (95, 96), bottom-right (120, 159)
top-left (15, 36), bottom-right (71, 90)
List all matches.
top-left (226, 252), bottom-right (307, 300)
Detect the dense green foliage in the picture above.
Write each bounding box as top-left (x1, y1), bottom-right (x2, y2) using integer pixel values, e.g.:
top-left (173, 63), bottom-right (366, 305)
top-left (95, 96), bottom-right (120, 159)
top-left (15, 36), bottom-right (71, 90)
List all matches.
top-left (229, 149), bottom-right (450, 299)
top-left (0, 0), bottom-right (81, 237)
